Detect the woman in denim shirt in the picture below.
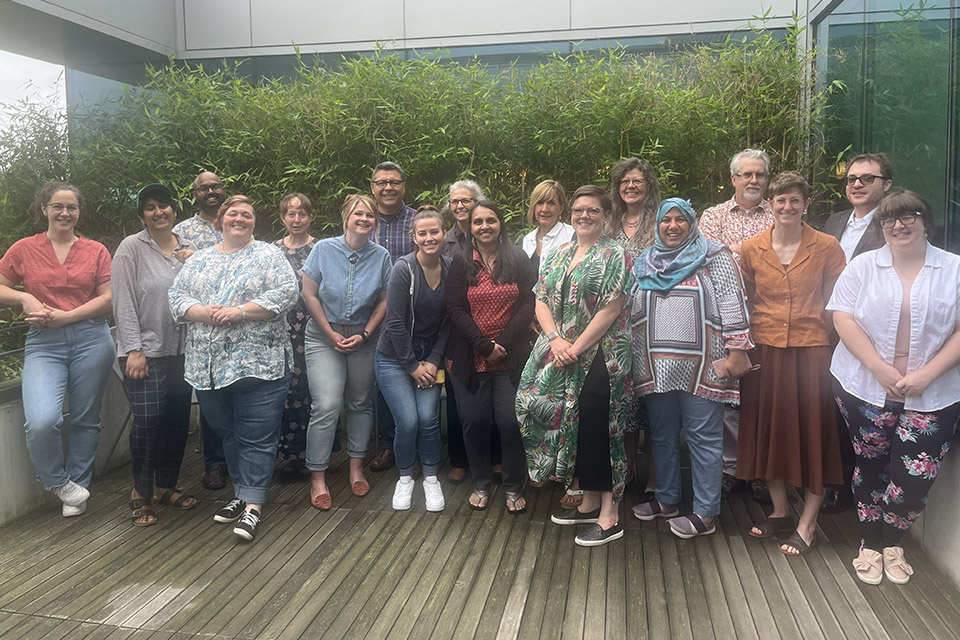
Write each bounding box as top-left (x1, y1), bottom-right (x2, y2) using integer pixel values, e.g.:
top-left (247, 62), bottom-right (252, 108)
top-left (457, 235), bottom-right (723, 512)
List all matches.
top-left (302, 194), bottom-right (392, 510)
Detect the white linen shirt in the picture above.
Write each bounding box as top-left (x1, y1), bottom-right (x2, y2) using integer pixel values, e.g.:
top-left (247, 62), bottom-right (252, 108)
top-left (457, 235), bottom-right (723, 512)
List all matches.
top-left (521, 222), bottom-right (575, 260)
top-left (827, 243), bottom-right (960, 411)
top-left (838, 208), bottom-right (876, 263)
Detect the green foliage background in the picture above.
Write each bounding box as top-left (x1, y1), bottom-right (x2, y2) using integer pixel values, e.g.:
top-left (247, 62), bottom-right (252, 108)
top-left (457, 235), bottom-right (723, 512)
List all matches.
top-left (0, 25), bottom-right (830, 252)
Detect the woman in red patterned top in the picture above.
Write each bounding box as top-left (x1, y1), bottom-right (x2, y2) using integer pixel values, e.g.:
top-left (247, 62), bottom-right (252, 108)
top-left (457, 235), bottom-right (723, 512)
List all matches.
top-left (0, 181), bottom-right (115, 518)
top-left (446, 200), bottom-right (536, 512)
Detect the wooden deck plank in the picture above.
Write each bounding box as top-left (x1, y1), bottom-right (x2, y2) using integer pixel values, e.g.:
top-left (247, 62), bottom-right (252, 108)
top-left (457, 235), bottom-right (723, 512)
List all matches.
top-left (301, 511), bottom-right (424, 640)
top-left (378, 514), bottom-right (474, 640)
top-left (513, 520), bottom-right (561, 640)
top-left (413, 508), bottom-right (504, 640)
top-left (1, 442), bottom-right (960, 639)
top-left (401, 515), bottom-right (485, 640)
top-left (658, 527), bottom-right (695, 640)
top-left (495, 520), bottom-right (544, 640)
top-left (130, 505), bottom-right (323, 631)
top-left (559, 541), bottom-right (589, 639)
top-left (726, 497), bottom-right (806, 640)
top-left (622, 527), bottom-right (648, 640)
top-left (345, 511), bottom-right (440, 639)
top-left (455, 508), bottom-right (521, 640)
top-left (603, 531), bottom-right (627, 640)
top-left (639, 520), bottom-right (670, 638)
top-left (715, 505), bottom-right (780, 640)
top-left (245, 510), bottom-right (384, 640)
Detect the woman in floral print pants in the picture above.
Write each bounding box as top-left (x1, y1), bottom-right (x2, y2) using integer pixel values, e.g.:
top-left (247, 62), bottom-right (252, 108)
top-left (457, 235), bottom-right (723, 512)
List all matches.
top-left (827, 189), bottom-right (960, 585)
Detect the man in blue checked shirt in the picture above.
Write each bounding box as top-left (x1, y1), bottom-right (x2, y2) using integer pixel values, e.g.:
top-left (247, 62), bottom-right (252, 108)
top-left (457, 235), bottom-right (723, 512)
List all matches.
top-left (369, 161), bottom-right (417, 472)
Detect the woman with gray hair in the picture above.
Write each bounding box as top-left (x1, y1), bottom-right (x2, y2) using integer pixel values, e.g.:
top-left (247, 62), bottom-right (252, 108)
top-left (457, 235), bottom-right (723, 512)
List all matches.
top-left (440, 179), bottom-right (500, 483)
top-left (442, 179), bottom-right (486, 259)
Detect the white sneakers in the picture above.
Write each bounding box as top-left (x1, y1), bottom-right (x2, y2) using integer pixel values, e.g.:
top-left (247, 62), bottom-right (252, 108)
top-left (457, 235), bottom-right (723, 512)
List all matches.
top-left (423, 476), bottom-right (445, 512)
top-left (393, 475), bottom-right (445, 512)
top-left (52, 480), bottom-right (89, 518)
top-left (393, 476), bottom-right (415, 510)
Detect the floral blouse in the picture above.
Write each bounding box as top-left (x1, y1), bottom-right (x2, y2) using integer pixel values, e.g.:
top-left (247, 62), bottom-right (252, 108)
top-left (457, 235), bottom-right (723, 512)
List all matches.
top-left (168, 241), bottom-right (298, 390)
top-left (516, 236), bottom-right (632, 501)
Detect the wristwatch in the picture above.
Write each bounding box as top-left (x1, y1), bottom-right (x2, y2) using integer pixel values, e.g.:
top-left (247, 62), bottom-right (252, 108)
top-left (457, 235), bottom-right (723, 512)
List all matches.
top-left (545, 331), bottom-right (559, 341)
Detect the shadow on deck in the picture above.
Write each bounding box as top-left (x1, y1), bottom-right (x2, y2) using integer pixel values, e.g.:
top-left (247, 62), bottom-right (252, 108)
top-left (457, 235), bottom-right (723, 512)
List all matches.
top-left (1, 433), bottom-right (959, 640)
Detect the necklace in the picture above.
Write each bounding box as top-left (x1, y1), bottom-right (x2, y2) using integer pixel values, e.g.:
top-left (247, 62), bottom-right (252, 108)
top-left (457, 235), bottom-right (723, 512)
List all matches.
top-left (623, 216), bottom-right (640, 228)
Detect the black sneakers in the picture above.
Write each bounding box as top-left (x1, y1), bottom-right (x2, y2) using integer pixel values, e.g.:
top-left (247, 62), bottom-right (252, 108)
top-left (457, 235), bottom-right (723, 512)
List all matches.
top-left (233, 509), bottom-right (261, 541)
top-left (213, 499), bottom-right (246, 523)
top-left (550, 507), bottom-right (601, 525)
top-left (575, 522), bottom-right (624, 547)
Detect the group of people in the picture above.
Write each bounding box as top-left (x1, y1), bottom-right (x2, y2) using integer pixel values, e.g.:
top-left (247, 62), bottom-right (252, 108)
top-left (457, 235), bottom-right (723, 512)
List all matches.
top-left (2, 151), bottom-right (958, 585)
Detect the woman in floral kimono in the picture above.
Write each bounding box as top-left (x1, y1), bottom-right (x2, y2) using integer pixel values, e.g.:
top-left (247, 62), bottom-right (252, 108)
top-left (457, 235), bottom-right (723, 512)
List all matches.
top-left (516, 184), bottom-right (632, 547)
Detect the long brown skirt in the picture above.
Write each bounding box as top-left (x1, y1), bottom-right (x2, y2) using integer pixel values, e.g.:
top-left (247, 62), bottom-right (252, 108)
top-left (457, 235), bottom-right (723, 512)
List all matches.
top-left (736, 344), bottom-right (842, 494)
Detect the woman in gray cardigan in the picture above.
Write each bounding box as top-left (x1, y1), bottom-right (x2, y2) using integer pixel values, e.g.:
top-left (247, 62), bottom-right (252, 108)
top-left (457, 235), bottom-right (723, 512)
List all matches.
top-left (375, 206), bottom-right (451, 511)
top-left (112, 184), bottom-right (197, 527)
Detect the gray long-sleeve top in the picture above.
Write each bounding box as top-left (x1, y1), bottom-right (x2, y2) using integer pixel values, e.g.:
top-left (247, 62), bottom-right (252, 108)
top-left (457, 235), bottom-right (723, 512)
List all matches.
top-left (112, 229), bottom-right (196, 358)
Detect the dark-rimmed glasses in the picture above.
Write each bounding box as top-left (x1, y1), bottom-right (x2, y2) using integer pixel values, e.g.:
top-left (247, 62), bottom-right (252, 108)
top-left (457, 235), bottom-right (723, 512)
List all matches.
top-left (879, 213), bottom-right (919, 229)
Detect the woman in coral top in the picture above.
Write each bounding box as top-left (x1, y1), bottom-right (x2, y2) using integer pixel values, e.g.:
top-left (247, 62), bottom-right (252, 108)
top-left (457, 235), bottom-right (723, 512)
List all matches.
top-left (737, 172), bottom-right (846, 556)
top-left (0, 181), bottom-right (114, 518)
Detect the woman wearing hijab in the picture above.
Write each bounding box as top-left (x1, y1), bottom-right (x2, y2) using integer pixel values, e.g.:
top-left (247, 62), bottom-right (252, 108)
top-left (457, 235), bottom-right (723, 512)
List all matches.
top-left (629, 198), bottom-right (753, 538)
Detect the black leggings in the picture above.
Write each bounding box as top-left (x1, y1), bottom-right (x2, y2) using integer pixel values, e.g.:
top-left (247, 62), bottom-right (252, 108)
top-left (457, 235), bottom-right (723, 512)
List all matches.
top-left (576, 351), bottom-right (613, 493)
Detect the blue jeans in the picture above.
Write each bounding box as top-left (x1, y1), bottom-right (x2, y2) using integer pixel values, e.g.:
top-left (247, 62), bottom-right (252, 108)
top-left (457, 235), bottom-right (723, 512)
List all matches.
top-left (22, 319), bottom-right (115, 490)
top-left (304, 322), bottom-right (375, 471)
top-left (196, 374), bottom-right (290, 504)
top-left (646, 391), bottom-right (724, 517)
top-left (375, 351), bottom-right (442, 476)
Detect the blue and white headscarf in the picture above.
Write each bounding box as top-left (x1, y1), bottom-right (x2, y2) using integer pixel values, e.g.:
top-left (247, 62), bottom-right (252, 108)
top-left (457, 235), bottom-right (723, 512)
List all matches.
top-left (633, 197), bottom-right (724, 292)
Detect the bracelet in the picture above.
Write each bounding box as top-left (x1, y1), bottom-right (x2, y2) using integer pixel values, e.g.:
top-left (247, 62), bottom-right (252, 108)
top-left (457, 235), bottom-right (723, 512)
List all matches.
top-left (238, 305), bottom-right (246, 321)
top-left (360, 330), bottom-right (370, 343)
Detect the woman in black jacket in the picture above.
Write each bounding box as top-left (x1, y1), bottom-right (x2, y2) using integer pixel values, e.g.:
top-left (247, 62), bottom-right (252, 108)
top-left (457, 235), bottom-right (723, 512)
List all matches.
top-left (375, 206), bottom-right (451, 512)
top-left (446, 200), bottom-right (536, 513)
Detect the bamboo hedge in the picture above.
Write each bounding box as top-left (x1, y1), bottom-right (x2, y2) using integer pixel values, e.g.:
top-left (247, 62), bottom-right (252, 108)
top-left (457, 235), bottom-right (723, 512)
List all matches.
top-left (0, 22), bottom-right (834, 252)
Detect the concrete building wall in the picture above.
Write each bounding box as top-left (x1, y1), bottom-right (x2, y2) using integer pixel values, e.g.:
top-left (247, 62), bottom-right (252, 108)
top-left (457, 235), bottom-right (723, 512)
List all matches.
top-left (11, 0), bottom-right (177, 55)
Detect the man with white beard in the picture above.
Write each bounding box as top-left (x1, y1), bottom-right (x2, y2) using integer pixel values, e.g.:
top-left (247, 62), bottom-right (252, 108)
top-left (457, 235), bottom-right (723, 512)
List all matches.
top-left (699, 149), bottom-right (774, 498)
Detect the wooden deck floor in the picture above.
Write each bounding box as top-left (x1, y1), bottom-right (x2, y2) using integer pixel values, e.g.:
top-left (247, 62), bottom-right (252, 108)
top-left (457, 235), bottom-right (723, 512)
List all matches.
top-left (1, 434), bottom-right (959, 640)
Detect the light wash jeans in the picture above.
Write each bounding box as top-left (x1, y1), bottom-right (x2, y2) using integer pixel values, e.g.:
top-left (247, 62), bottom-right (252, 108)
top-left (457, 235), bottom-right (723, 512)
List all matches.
top-left (645, 390), bottom-right (725, 517)
top-left (374, 350), bottom-right (442, 476)
top-left (196, 374), bottom-right (290, 504)
top-left (304, 321), bottom-right (376, 471)
top-left (22, 318), bottom-right (115, 490)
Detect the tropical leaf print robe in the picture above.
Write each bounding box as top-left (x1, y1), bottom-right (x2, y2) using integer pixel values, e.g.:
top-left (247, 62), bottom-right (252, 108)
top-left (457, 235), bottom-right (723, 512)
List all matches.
top-left (516, 236), bottom-right (632, 501)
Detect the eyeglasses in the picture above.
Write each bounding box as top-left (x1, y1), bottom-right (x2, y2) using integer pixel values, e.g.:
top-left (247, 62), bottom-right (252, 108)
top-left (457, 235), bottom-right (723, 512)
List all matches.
top-left (879, 213), bottom-right (919, 229)
top-left (195, 183), bottom-right (223, 194)
top-left (619, 178), bottom-right (646, 187)
top-left (571, 207), bottom-right (605, 216)
top-left (450, 198), bottom-right (475, 207)
top-left (733, 171), bottom-right (767, 181)
top-left (372, 179), bottom-right (404, 188)
top-left (46, 203), bottom-right (79, 214)
top-left (846, 174), bottom-right (887, 186)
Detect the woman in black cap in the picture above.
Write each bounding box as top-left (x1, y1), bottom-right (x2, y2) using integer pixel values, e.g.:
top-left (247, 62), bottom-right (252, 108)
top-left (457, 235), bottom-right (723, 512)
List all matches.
top-left (112, 184), bottom-right (197, 526)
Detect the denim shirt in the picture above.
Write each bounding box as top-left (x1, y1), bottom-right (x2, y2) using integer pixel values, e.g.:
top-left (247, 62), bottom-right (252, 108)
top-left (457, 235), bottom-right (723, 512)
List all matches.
top-left (168, 241), bottom-right (298, 390)
top-left (301, 235), bottom-right (392, 325)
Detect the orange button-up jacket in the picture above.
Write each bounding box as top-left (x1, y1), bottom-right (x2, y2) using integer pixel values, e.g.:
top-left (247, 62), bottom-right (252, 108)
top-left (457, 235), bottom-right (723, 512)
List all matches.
top-left (739, 223), bottom-right (846, 348)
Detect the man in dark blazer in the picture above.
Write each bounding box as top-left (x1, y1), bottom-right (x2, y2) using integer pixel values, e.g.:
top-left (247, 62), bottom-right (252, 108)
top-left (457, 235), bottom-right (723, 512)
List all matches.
top-left (820, 152), bottom-right (893, 514)
top-left (822, 152), bottom-right (893, 262)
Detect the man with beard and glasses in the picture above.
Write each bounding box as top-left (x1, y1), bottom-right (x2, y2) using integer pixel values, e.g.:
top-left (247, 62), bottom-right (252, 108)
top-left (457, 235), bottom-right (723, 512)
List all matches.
top-left (699, 149), bottom-right (774, 500)
top-left (173, 171), bottom-right (230, 490)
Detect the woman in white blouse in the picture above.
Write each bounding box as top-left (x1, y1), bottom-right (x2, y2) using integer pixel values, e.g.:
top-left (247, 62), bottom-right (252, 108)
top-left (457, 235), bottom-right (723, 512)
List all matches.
top-left (827, 189), bottom-right (960, 586)
top-left (521, 180), bottom-right (575, 273)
